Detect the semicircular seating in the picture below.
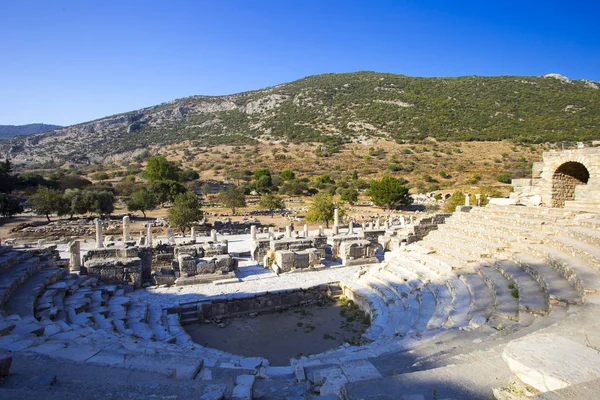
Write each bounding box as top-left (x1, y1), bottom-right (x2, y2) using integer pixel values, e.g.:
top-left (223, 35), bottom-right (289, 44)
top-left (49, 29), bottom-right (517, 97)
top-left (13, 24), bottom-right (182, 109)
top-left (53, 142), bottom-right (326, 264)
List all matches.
top-left (0, 204), bottom-right (599, 399)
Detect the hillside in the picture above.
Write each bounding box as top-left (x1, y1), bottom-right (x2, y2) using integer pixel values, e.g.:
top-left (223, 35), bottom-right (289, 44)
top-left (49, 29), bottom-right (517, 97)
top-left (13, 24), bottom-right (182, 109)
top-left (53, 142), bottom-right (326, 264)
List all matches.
top-left (1, 72), bottom-right (599, 164)
top-left (0, 123), bottom-right (62, 140)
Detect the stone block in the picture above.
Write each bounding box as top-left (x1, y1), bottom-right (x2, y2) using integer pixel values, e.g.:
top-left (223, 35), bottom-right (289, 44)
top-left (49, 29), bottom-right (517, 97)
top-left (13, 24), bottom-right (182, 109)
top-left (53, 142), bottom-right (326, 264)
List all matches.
top-left (293, 251), bottom-right (310, 270)
top-left (275, 250), bottom-right (295, 272)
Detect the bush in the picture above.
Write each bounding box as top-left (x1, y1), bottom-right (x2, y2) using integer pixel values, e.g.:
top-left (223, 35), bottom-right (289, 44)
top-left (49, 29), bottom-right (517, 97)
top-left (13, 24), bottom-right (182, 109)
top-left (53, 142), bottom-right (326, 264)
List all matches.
top-left (496, 172), bottom-right (512, 184)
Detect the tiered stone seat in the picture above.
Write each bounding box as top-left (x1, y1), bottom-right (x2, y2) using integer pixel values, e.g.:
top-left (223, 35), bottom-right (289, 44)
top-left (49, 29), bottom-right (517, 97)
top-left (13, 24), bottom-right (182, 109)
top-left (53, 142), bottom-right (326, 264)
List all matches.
top-left (493, 259), bottom-right (547, 314)
top-left (476, 265), bottom-right (520, 321)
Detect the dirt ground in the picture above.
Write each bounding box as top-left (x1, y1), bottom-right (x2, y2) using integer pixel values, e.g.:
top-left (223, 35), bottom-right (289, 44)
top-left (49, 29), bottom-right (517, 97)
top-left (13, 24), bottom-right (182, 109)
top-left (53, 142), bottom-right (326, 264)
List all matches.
top-left (184, 301), bottom-right (369, 365)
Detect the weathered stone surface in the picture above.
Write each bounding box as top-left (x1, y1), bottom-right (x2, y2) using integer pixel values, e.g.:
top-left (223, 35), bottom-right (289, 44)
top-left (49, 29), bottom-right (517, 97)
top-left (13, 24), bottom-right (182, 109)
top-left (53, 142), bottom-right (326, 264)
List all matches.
top-left (503, 333), bottom-right (600, 392)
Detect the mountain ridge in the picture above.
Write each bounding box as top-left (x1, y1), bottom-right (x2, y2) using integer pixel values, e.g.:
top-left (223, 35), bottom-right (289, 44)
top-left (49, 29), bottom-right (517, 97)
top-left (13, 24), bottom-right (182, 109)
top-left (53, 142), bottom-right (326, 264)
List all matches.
top-left (2, 71), bottom-right (599, 165)
top-left (0, 123), bottom-right (62, 140)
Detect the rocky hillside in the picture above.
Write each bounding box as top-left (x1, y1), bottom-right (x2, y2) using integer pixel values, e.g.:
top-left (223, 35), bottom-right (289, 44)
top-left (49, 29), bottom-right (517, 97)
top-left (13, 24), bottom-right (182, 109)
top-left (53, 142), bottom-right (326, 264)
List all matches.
top-left (2, 72), bottom-right (599, 164)
top-left (0, 123), bottom-right (62, 140)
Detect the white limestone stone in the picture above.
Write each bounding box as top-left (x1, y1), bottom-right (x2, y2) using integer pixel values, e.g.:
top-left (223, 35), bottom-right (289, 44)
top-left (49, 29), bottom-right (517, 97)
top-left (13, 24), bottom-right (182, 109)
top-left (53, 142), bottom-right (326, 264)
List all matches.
top-left (122, 216), bottom-right (130, 242)
top-left (503, 333), bottom-right (600, 392)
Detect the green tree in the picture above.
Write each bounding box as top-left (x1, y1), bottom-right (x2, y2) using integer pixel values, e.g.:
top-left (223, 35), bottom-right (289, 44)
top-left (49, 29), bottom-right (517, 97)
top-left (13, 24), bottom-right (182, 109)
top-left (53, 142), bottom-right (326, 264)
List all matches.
top-left (91, 172), bottom-right (109, 181)
top-left (84, 190), bottom-right (115, 216)
top-left (29, 186), bottom-right (65, 222)
top-left (149, 180), bottom-right (187, 205)
top-left (442, 191), bottom-right (466, 212)
top-left (352, 170), bottom-right (358, 181)
top-left (305, 192), bottom-right (343, 228)
top-left (253, 168), bottom-right (271, 181)
top-left (0, 193), bottom-right (23, 217)
top-left (258, 193), bottom-right (285, 218)
top-left (146, 155), bottom-right (182, 182)
top-left (280, 169), bottom-right (295, 181)
top-left (63, 189), bottom-right (88, 217)
top-left (369, 176), bottom-right (413, 209)
top-left (168, 192), bottom-right (203, 234)
top-left (182, 169), bottom-right (200, 182)
top-left (339, 188), bottom-right (359, 205)
top-left (128, 188), bottom-right (159, 217)
top-left (217, 186), bottom-right (246, 213)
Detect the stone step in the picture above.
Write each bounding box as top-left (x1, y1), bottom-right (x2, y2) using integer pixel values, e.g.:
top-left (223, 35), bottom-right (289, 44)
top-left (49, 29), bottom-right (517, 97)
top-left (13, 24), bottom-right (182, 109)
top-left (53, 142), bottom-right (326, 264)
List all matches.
top-left (568, 226), bottom-right (600, 247)
top-left (527, 243), bottom-right (600, 296)
top-left (0, 251), bottom-right (30, 274)
top-left (351, 277), bottom-right (396, 341)
top-left (476, 266), bottom-right (519, 321)
top-left (444, 277), bottom-right (471, 328)
top-left (419, 237), bottom-right (481, 264)
top-left (0, 258), bottom-right (44, 308)
top-left (511, 252), bottom-right (581, 305)
top-left (424, 283), bottom-right (452, 330)
top-left (494, 260), bottom-right (548, 315)
top-left (428, 227), bottom-right (507, 253)
top-left (4, 265), bottom-right (66, 318)
top-left (482, 204), bottom-right (581, 219)
top-left (459, 273), bottom-right (494, 321)
top-left (410, 290), bottom-right (437, 333)
top-left (342, 280), bottom-right (389, 342)
top-left (545, 235), bottom-right (600, 269)
top-left (406, 249), bottom-right (461, 272)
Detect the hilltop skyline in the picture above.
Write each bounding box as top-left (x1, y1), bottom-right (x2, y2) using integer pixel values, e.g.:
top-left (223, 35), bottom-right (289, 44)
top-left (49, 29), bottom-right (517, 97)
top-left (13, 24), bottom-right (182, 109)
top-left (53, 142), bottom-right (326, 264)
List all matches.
top-left (1, 0), bottom-right (599, 126)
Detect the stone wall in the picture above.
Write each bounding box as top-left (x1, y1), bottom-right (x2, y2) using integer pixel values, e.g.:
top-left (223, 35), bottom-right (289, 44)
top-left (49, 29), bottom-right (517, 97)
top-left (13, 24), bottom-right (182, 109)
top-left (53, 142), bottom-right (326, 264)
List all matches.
top-left (174, 284), bottom-right (333, 323)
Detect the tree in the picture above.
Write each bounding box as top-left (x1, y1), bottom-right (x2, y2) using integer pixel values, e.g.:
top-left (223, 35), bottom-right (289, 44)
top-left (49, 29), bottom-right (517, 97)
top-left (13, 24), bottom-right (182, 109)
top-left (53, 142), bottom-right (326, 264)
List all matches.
top-left (146, 155), bottom-right (182, 182)
top-left (29, 186), bottom-right (64, 222)
top-left (217, 186), bottom-right (246, 213)
top-left (149, 180), bottom-right (187, 205)
top-left (280, 169), bottom-right (295, 181)
top-left (258, 193), bottom-right (285, 218)
top-left (168, 192), bottom-right (203, 234)
top-left (85, 190), bottom-right (115, 216)
top-left (128, 188), bottom-right (158, 217)
top-left (305, 192), bottom-right (343, 228)
top-left (0, 158), bottom-right (15, 193)
top-left (253, 168), bottom-right (271, 181)
top-left (182, 169), bottom-right (200, 182)
top-left (63, 189), bottom-right (88, 217)
top-left (339, 188), bottom-right (359, 205)
top-left (91, 172), bottom-right (109, 181)
top-left (352, 170), bottom-right (358, 181)
top-left (0, 193), bottom-right (23, 217)
top-left (369, 176), bottom-right (413, 209)
top-left (442, 191), bottom-right (466, 213)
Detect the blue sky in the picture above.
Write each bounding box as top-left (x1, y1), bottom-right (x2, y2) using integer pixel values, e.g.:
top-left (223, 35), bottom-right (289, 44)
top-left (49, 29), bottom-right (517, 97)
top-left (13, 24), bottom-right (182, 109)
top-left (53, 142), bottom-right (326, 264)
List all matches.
top-left (1, 0), bottom-right (599, 126)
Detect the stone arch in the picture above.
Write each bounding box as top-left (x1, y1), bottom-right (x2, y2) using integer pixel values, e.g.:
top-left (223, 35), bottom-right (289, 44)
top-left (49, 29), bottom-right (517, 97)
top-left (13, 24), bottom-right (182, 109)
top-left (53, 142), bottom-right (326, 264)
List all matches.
top-left (551, 161), bottom-right (590, 207)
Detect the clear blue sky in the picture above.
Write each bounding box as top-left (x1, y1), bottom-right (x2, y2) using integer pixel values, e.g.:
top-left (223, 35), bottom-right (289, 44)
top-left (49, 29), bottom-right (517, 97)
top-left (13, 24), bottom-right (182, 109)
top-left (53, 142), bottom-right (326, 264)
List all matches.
top-left (1, 0), bottom-right (599, 126)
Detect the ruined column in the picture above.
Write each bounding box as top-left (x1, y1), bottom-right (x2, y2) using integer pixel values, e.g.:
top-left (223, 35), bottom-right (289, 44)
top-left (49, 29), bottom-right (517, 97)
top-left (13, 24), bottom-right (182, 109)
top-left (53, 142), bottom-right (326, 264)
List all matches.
top-left (362, 222), bottom-right (366, 231)
top-left (318, 226), bottom-right (324, 236)
top-left (285, 225), bottom-right (292, 238)
top-left (465, 194), bottom-right (471, 207)
top-left (375, 219), bottom-right (381, 229)
top-left (385, 219), bottom-right (391, 229)
top-left (95, 218), bottom-right (104, 249)
top-left (122, 216), bottom-right (130, 242)
top-left (348, 221), bottom-right (354, 235)
top-left (475, 194), bottom-right (482, 207)
top-left (68, 240), bottom-right (81, 274)
top-left (190, 227), bottom-right (196, 241)
top-left (211, 229), bottom-right (218, 242)
top-left (334, 208), bottom-right (339, 228)
top-left (332, 225), bottom-right (339, 235)
top-left (368, 222), bottom-right (373, 230)
top-left (146, 223), bottom-right (153, 247)
top-left (303, 224), bottom-right (309, 238)
top-left (251, 225), bottom-right (257, 241)
top-left (399, 216), bottom-right (405, 227)
top-left (268, 226), bottom-right (274, 239)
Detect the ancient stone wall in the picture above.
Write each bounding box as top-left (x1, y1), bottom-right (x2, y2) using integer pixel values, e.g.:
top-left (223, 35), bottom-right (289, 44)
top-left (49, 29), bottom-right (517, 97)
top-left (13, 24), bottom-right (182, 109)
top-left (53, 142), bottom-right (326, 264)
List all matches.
top-left (174, 284), bottom-right (332, 322)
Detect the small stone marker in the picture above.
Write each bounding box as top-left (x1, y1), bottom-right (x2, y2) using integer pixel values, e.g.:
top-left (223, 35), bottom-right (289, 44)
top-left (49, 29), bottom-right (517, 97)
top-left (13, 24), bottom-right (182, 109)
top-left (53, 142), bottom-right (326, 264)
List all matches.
top-left (68, 240), bottom-right (81, 274)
